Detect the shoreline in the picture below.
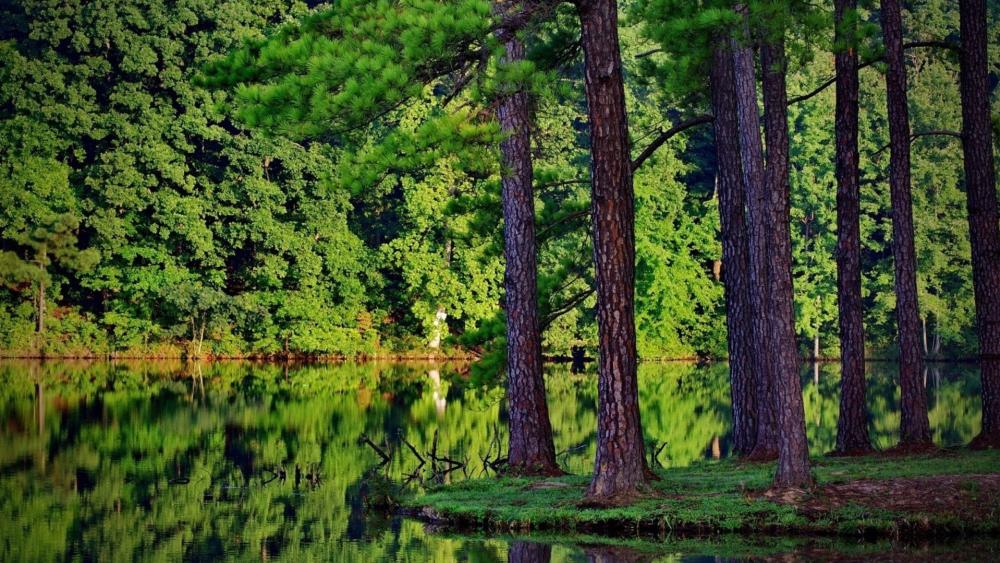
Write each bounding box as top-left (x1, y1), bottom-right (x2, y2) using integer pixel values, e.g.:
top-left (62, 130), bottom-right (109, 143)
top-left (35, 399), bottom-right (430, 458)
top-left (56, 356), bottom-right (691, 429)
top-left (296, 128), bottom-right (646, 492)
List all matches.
top-left (403, 450), bottom-right (1000, 540)
top-left (0, 353), bottom-right (982, 363)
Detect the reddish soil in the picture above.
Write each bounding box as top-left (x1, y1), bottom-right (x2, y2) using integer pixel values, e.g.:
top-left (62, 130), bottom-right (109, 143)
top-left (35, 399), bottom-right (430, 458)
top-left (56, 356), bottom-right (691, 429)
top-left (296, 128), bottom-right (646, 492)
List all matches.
top-left (763, 474), bottom-right (1000, 521)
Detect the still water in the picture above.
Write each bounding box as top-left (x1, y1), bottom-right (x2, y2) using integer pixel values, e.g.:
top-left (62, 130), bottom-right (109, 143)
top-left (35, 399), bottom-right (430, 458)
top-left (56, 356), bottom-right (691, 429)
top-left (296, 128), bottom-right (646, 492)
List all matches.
top-left (0, 360), bottom-right (986, 561)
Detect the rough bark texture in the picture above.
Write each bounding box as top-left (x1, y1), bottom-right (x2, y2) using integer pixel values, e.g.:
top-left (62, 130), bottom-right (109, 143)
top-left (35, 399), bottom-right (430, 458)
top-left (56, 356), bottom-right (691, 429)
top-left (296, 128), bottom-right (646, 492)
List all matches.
top-left (577, 0), bottom-right (649, 501)
top-left (709, 36), bottom-right (757, 457)
top-left (880, 0), bottom-right (932, 447)
top-left (833, 0), bottom-right (874, 455)
top-left (959, 0), bottom-right (1000, 450)
top-left (731, 9), bottom-right (778, 460)
top-left (496, 21), bottom-right (561, 475)
top-left (760, 39), bottom-right (812, 487)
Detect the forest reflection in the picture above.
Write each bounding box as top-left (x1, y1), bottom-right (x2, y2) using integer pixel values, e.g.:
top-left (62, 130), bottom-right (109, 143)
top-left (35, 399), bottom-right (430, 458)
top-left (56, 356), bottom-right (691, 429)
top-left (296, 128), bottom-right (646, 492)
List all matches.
top-left (0, 360), bottom-right (982, 561)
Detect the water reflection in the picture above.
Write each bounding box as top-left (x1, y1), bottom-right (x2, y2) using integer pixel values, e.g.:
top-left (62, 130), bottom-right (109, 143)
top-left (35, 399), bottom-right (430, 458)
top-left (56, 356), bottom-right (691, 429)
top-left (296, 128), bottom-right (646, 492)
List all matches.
top-left (0, 360), bottom-right (985, 561)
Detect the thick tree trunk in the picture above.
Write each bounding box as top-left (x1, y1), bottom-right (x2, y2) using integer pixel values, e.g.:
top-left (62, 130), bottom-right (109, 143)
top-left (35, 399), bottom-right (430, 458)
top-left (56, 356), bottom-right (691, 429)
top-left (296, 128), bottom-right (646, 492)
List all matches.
top-left (496, 19), bottom-right (561, 474)
top-left (833, 0), bottom-right (874, 455)
top-left (880, 0), bottom-right (932, 448)
top-left (577, 0), bottom-right (649, 502)
top-left (709, 36), bottom-right (757, 457)
top-left (959, 0), bottom-right (1000, 450)
top-left (731, 8), bottom-right (778, 460)
top-left (760, 39), bottom-right (812, 487)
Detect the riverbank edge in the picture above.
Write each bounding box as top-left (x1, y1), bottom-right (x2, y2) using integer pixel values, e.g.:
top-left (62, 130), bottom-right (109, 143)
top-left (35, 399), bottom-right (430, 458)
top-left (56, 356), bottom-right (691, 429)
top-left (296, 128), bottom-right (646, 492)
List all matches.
top-left (402, 450), bottom-right (1000, 540)
top-left (0, 351), bottom-right (480, 361)
top-left (0, 351), bottom-right (980, 363)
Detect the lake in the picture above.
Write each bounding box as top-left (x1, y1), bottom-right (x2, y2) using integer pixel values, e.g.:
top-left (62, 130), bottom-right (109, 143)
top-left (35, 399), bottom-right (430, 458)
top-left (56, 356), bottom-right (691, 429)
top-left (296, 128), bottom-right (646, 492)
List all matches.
top-left (0, 360), bottom-right (987, 561)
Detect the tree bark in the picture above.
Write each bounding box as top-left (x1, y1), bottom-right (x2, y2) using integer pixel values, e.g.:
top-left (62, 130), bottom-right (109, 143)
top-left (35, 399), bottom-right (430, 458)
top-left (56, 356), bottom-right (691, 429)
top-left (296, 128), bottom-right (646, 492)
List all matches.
top-left (760, 39), bottom-right (812, 487)
top-left (709, 35), bottom-right (757, 457)
top-left (576, 0), bottom-right (649, 502)
top-left (833, 0), bottom-right (874, 455)
top-left (880, 0), bottom-right (932, 448)
top-left (959, 0), bottom-right (1000, 450)
top-left (731, 7), bottom-right (778, 460)
top-left (496, 14), bottom-right (561, 474)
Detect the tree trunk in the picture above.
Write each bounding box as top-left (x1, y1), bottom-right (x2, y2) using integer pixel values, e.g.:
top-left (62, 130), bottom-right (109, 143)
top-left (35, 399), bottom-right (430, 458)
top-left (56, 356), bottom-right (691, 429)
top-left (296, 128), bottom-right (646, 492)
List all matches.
top-left (922, 317), bottom-right (929, 355)
top-left (760, 39), bottom-right (812, 487)
top-left (959, 0), bottom-right (1000, 449)
top-left (880, 0), bottom-right (932, 448)
top-left (196, 318), bottom-right (206, 358)
top-left (709, 35), bottom-right (757, 457)
top-left (833, 0), bottom-right (873, 455)
top-left (36, 278), bottom-right (45, 334)
top-left (577, 0), bottom-right (649, 502)
top-left (496, 14), bottom-right (560, 474)
top-left (731, 7), bottom-right (778, 460)
top-left (429, 305), bottom-right (447, 350)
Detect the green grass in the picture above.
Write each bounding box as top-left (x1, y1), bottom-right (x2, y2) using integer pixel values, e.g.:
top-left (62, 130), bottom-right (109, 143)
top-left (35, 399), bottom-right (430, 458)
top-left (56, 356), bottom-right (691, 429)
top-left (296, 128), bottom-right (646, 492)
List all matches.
top-left (405, 449), bottom-right (1000, 538)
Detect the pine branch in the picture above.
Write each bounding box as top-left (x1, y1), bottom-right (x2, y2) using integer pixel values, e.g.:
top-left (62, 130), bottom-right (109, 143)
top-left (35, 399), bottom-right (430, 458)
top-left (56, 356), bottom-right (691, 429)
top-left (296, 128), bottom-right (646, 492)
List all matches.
top-left (630, 114), bottom-right (714, 171)
top-left (787, 40), bottom-right (960, 106)
top-left (540, 287), bottom-right (595, 330)
top-left (536, 208), bottom-right (590, 242)
top-left (872, 129), bottom-right (962, 157)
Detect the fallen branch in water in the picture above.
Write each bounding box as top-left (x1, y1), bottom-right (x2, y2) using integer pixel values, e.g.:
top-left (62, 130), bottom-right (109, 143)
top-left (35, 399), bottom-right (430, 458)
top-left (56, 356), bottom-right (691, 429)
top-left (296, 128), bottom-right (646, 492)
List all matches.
top-left (397, 429), bottom-right (426, 466)
top-left (359, 434), bottom-right (391, 465)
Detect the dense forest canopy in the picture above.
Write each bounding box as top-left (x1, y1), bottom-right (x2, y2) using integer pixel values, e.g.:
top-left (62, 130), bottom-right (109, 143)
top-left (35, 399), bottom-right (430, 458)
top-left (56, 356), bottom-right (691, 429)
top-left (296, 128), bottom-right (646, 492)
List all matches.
top-left (0, 0), bottom-right (997, 362)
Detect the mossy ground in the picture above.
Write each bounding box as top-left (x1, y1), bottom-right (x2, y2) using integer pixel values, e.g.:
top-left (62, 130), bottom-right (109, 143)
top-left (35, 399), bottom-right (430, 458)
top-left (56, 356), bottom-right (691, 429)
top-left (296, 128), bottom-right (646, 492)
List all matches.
top-left (406, 449), bottom-right (1000, 538)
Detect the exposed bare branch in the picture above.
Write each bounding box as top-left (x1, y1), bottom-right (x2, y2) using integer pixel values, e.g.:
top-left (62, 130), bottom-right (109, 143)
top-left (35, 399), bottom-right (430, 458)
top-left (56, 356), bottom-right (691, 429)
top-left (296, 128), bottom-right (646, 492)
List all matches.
top-left (631, 114), bottom-right (714, 171)
top-left (788, 40), bottom-right (961, 105)
top-left (541, 287), bottom-right (595, 330)
top-left (873, 129), bottom-right (962, 157)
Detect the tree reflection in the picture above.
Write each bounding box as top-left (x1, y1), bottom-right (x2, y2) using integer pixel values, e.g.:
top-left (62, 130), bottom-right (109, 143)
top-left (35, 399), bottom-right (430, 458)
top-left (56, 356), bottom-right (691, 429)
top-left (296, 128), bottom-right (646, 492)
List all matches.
top-left (0, 359), bottom-right (984, 561)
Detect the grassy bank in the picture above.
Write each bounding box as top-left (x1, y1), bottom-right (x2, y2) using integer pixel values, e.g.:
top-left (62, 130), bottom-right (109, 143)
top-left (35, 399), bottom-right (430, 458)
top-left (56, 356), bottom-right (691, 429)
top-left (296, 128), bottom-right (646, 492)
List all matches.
top-left (407, 450), bottom-right (1000, 538)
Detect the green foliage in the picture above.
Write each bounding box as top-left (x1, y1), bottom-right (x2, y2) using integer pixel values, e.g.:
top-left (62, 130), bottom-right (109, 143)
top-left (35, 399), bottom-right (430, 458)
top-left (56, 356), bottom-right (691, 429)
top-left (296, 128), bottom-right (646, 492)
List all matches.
top-left (0, 0), bottom-right (992, 359)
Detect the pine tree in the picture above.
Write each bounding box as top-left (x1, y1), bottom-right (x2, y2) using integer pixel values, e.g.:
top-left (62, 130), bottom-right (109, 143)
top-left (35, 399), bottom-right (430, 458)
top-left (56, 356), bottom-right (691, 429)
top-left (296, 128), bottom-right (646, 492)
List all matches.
top-left (494, 1), bottom-right (561, 475)
top-left (760, 24), bottom-right (812, 486)
top-left (958, 0), bottom-right (1000, 450)
top-left (732, 5), bottom-right (779, 461)
top-left (709, 33), bottom-right (757, 457)
top-left (577, 0), bottom-right (651, 502)
top-left (879, 0), bottom-right (932, 449)
top-left (833, 0), bottom-right (874, 455)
